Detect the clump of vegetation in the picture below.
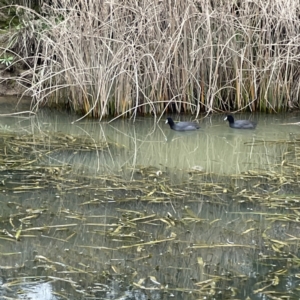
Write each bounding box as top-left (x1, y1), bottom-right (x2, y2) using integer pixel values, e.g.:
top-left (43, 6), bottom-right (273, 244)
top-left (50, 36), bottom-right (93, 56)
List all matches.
top-left (1, 0), bottom-right (300, 118)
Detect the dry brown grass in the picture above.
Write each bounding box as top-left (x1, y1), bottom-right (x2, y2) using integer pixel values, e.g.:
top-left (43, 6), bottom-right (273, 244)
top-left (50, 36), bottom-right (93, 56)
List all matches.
top-left (1, 0), bottom-right (300, 118)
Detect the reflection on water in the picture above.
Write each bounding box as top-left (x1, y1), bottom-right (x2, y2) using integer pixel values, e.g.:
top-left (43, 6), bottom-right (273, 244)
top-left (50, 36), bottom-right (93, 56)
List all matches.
top-left (7, 108), bottom-right (297, 177)
top-left (21, 283), bottom-right (56, 300)
top-left (0, 97), bottom-right (300, 299)
top-left (0, 96), bottom-right (298, 177)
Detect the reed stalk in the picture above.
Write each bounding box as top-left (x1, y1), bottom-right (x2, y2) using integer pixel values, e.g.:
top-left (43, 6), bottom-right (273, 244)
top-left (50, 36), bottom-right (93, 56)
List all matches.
top-left (1, 0), bottom-right (299, 118)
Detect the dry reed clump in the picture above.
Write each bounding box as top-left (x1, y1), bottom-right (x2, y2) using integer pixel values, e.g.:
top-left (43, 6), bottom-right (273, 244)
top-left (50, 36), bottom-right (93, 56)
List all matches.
top-left (1, 0), bottom-right (300, 118)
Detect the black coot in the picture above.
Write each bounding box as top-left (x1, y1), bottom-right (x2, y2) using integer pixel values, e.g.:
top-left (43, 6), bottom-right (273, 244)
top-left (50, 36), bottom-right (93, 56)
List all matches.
top-left (165, 117), bottom-right (200, 131)
top-left (224, 115), bottom-right (256, 129)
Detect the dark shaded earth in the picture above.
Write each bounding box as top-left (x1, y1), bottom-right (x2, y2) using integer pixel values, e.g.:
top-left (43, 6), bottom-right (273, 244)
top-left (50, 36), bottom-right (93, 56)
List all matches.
top-left (0, 62), bottom-right (30, 96)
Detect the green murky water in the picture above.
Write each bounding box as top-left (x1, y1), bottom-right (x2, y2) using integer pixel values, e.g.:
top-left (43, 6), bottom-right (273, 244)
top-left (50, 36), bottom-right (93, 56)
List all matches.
top-left (1, 96), bottom-right (300, 299)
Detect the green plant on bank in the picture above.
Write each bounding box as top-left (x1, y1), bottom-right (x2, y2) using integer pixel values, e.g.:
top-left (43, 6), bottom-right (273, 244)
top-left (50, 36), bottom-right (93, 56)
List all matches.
top-left (1, 0), bottom-right (300, 119)
top-left (0, 54), bottom-right (13, 66)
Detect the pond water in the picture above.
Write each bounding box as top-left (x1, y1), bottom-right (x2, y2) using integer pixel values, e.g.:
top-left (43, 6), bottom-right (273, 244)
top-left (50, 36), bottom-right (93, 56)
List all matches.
top-left (1, 96), bottom-right (300, 299)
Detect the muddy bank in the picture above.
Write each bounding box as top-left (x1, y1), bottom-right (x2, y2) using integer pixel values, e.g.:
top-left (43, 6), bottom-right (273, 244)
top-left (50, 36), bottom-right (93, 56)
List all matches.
top-left (0, 94), bottom-right (32, 113)
top-left (0, 62), bottom-right (30, 97)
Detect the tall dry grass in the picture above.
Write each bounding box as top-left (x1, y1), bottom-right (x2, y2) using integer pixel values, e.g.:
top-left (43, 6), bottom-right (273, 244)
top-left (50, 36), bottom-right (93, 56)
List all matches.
top-left (2, 0), bottom-right (300, 118)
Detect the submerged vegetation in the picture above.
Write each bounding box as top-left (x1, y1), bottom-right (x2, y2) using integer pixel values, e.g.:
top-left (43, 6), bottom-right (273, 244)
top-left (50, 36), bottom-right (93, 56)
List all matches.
top-left (0, 122), bottom-right (300, 298)
top-left (0, 0), bottom-right (300, 118)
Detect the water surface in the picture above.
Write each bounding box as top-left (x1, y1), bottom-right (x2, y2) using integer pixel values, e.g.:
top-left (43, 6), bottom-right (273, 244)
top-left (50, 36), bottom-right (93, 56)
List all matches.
top-left (0, 97), bottom-right (300, 299)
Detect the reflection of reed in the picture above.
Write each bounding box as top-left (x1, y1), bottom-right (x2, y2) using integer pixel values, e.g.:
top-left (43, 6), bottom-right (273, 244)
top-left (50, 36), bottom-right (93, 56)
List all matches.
top-left (27, 112), bottom-right (297, 178)
top-left (101, 121), bottom-right (289, 177)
